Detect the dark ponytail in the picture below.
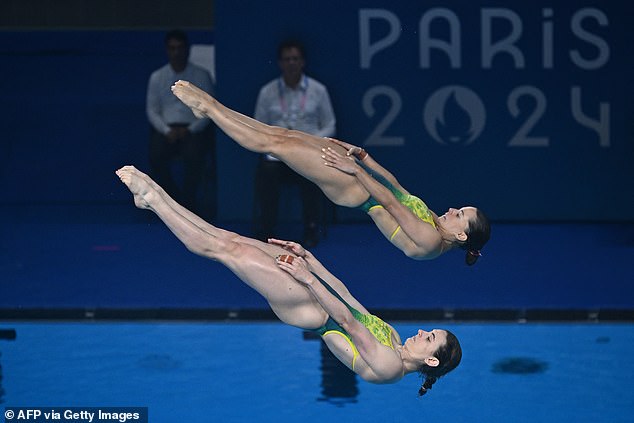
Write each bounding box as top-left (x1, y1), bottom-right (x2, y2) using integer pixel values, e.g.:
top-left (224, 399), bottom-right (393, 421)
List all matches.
top-left (418, 330), bottom-right (462, 397)
top-left (418, 375), bottom-right (438, 396)
top-left (463, 208), bottom-right (491, 266)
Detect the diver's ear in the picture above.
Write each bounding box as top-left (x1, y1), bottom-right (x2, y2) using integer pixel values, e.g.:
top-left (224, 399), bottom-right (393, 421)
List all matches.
top-left (424, 356), bottom-right (440, 367)
top-left (455, 231), bottom-right (467, 242)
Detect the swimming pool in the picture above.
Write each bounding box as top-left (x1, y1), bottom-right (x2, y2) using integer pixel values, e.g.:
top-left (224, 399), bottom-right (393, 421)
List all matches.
top-left (1, 321), bottom-right (632, 422)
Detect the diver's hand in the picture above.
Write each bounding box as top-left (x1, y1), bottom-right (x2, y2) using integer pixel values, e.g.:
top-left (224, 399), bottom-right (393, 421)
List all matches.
top-left (276, 256), bottom-right (314, 286)
top-left (325, 138), bottom-right (368, 161)
top-left (322, 147), bottom-right (359, 175)
top-left (268, 238), bottom-right (308, 258)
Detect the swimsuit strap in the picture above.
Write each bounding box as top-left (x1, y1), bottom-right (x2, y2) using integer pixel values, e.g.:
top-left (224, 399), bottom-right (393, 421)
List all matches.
top-left (312, 273), bottom-right (362, 318)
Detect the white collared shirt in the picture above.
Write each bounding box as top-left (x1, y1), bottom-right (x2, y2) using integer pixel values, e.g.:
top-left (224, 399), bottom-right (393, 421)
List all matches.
top-left (255, 74), bottom-right (336, 161)
top-left (146, 62), bottom-right (214, 135)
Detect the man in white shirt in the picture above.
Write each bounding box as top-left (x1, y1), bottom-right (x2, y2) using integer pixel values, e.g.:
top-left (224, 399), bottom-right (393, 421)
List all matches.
top-left (146, 29), bottom-right (215, 214)
top-left (253, 40), bottom-right (336, 247)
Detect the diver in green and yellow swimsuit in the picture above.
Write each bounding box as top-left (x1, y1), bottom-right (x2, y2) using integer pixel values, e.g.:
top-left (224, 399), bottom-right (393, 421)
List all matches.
top-left (319, 140), bottom-right (489, 264)
top-left (170, 80), bottom-right (490, 264)
top-left (357, 162), bottom-right (436, 241)
top-left (311, 273), bottom-right (394, 371)
top-left (117, 164), bottom-right (463, 396)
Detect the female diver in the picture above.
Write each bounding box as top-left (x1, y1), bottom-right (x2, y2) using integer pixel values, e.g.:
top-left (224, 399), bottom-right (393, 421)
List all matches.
top-left (116, 165), bottom-right (462, 395)
top-left (170, 80), bottom-right (490, 265)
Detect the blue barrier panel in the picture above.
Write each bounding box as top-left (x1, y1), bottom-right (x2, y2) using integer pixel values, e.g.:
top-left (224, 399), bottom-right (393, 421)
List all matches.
top-left (215, 1), bottom-right (633, 221)
top-left (0, 30), bottom-right (213, 208)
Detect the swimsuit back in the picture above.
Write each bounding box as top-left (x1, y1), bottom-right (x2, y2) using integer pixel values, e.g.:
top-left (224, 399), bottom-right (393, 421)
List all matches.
top-left (311, 274), bottom-right (394, 370)
top-left (357, 164), bottom-right (436, 228)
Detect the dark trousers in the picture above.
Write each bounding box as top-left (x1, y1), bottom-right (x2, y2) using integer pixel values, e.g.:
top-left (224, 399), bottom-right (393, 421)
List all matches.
top-left (149, 126), bottom-right (213, 214)
top-left (253, 158), bottom-right (322, 241)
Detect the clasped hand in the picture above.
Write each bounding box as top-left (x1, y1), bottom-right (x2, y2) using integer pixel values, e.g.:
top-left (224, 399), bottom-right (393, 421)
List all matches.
top-left (275, 255), bottom-right (313, 286)
top-left (322, 147), bottom-right (358, 175)
top-left (268, 238), bottom-right (315, 285)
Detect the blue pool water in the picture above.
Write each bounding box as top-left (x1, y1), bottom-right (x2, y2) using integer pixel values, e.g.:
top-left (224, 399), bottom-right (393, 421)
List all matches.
top-left (1, 322), bottom-right (633, 422)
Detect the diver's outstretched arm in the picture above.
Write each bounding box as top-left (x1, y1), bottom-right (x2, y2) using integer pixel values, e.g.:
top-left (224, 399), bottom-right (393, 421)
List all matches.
top-left (268, 239), bottom-right (369, 314)
top-left (326, 138), bottom-right (405, 192)
top-left (277, 257), bottom-right (404, 382)
top-left (322, 149), bottom-right (442, 258)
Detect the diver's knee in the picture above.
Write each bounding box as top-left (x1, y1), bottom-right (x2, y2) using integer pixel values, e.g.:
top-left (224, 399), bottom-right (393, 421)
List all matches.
top-left (199, 235), bottom-right (239, 261)
top-left (270, 127), bottom-right (293, 145)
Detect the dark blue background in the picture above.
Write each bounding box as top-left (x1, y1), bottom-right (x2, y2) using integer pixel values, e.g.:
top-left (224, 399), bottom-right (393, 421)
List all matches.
top-left (0, 1), bottom-right (632, 313)
top-left (1, 1), bottom-right (632, 222)
top-left (214, 1), bottom-right (633, 222)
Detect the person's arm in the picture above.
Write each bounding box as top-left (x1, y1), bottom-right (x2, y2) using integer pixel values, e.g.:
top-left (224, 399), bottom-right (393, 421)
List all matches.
top-left (322, 147), bottom-right (409, 209)
top-left (268, 239), bottom-right (369, 313)
top-left (325, 138), bottom-right (404, 191)
top-left (276, 256), bottom-right (403, 381)
top-left (313, 88), bottom-right (336, 138)
top-left (254, 85), bottom-right (271, 123)
top-left (322, 148), bottom-right (441, 256)
top-left (187, 69), bottom-right (214, 134)
top-left (146, 72), bottom-right (170, 135)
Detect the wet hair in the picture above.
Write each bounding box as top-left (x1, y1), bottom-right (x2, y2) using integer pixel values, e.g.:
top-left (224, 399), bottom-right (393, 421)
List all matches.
top-left (164, 29), bottom-right (189, 46)
top-left (277, 39), bottom-right (306, 60)
top-left (462, 208), bottom-right (491, 266)
top-left (418, 330), bottom-right (462, 397)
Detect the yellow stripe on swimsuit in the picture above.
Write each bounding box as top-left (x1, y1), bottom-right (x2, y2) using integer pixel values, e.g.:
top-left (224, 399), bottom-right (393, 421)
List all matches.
top-left (311, 274), bottom-right (394, 372)
top-left (319, 314), bottom-right (394, 371)
top-left (364, 196), bottom-right (436, 240)
top-left (322, 330), bottom-right (361, 370)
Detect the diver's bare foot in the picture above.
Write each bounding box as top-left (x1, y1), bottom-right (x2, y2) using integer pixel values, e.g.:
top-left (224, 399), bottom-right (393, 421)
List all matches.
top-left (116, 166), bottom-right (157, 210)
top-left (132, 166), bottom-right (165, 196)
top-left (171, 80), bottom-right (209, 119)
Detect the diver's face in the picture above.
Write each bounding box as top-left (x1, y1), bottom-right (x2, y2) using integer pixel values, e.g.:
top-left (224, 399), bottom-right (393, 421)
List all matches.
top-left (438, 206), bottom-right (477, 236)
top-left (404, 329), bottom-right (448, 361)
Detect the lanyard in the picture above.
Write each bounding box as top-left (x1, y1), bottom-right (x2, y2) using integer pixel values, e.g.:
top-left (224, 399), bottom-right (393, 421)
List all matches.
top-left (278, 76), bottom-right (308, 128)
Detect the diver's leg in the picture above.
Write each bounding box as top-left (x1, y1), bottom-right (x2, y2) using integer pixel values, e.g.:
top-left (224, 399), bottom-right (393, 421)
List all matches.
top-left (129, 166), bottom-right (301, 256)
top-left (171, 81), bottom-right (368, 207)
top-left (116, 165), bottom-right (326, 328)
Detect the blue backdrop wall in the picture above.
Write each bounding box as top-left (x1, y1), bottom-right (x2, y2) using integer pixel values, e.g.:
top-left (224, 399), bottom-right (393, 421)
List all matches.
top-left (0, 30), bottom-right (213, 208)
top-left (0, 2), bottom-right (632, 314)
top-left (213, 0), bottom-right (633, 222)
top-left (0, 1), bottom-right (632, 223)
